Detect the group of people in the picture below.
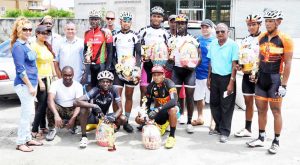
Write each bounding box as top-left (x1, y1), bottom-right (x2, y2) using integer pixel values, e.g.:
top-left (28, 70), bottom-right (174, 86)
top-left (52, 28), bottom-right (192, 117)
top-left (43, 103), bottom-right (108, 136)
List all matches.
top-left (10, 6), bottom-right (293, 155)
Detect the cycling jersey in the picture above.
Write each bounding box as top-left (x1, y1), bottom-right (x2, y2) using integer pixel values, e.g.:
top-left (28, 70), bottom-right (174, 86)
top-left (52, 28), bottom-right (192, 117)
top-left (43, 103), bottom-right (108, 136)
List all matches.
top-left (138, 26), bottom-right (169, 86)
top-left (146, 78), bottom-right (178, 109)
top-left (83, 86), bottom-right (121, 114)
top-left (84, 27), bottom-right (113, 65)
top-left (258, 31), bottom-right (293, 74)
top-left (113, 30), bottom-right (141, 67)
top-left (239, 33), bottom-right (260, 73)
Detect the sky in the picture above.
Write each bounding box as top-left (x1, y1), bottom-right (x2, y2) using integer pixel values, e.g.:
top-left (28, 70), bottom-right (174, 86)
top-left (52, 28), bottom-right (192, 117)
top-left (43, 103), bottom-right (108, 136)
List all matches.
top-left (43, 0), bottom-right (74, 9)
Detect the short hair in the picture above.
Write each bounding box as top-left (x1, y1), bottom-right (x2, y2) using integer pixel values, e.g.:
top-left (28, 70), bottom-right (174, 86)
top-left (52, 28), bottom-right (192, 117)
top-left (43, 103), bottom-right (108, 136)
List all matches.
top-left (62, 66), bottom-right (74, 73)
top-left (64, 21), bottom-right (76, 29)
top-left (106, 11), bottom-right (115, 17)
top-left (216, 23), bottom-right (229, 31)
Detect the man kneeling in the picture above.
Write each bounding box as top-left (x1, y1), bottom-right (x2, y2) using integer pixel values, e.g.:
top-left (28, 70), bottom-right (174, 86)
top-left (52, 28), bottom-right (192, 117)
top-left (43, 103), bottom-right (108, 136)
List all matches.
top-left (46, 66), bottom-right (83, 141)
top-left (74, 71), bottom-right (127, 148)
top-left (135, 65), bottom-right (178, 149)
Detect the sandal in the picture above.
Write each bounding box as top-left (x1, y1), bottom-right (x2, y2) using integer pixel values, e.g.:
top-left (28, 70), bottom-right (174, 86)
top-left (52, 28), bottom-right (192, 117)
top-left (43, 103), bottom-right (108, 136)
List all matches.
top-left (26, 140), bottom-right (43, 146)
top-left (16, 144), bottom-right (33, 152)
top-left (31, 132), bottom-right (44, 140)
top-left (191, 119), bottom-right (204, 126)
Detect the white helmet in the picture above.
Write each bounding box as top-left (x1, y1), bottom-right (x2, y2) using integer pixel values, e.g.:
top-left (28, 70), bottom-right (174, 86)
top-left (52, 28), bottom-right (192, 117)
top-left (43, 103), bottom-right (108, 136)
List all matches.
top-left (151, 6), bottom-right (164, 16)
top-left (246, 14), bottom-right (263, 23)
top-left (263, 9), bottom-right (283, 20)
top-left (89, 9), bottom-right (101, 18)
top-left (97, 70), bottom-right (114, 81)
top-left (120, 11), bottom-right (133, 21)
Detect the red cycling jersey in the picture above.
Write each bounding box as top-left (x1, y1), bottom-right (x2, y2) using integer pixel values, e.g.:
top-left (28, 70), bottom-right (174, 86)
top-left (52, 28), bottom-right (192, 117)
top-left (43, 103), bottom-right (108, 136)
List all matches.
top-left (84, 27), bottom-right (113, 64)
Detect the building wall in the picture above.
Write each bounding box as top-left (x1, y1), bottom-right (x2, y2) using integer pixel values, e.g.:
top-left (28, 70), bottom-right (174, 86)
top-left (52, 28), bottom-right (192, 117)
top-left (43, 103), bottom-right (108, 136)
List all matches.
top-left (74, 0), bottom-right (150, 31)
top-left (232, 0), bottom-right (299, 39)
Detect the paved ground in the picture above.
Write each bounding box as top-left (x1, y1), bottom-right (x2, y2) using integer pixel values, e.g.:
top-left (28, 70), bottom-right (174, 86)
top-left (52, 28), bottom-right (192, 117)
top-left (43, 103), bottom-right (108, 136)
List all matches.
top-left (1, 60), bottom-right (300, 165)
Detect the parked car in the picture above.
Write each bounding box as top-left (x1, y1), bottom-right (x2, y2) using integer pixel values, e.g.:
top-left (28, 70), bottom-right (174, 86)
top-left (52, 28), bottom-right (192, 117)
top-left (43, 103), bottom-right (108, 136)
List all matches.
top-left (0, 39), bottom-right (17, 99)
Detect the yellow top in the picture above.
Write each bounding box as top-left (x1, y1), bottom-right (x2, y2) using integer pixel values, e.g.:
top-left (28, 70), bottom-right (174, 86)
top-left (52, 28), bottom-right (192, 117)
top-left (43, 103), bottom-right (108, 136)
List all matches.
top-left (31, 42), bottom-right (54, 77)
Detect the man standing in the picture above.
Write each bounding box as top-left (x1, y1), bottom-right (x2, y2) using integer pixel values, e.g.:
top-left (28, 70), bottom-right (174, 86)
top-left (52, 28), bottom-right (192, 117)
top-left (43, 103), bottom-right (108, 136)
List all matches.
top-left (83, 10), bottom-right (113, 87)
top-left (46, 66), bottom-right (83, 141)
top-left (112, 11), bottom-right (141, 133)
top-left (138, 6), bottom-right (169, 106)
top-left (104, 11), bottom-right (121, 36)
top-left (207, 23), bottom-right (239, 143)
top-left (234, 14), bottom-right (262, 138)
top-left (193, 19), bottom-right (215, 130)
top-left (168, 14), bottom-right (200, 133)
top-left (246, 10), bottom-right (293, 154)
top-left (55, 22), bottom-right (84, 82)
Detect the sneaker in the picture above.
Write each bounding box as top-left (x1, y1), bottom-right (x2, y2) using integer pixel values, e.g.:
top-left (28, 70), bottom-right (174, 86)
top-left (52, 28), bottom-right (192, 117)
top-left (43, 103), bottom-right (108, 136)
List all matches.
top-left (123, 123), bottom-right (134, 133)
top-left (45, 128), bottom-right (57, 141)
top-left (79, 137), bottom-right (88, 148)
top-left (114, 125), bottom-right (120, 133)
top-left (71, 126), bottom-right (81, 134)
top-left (165, 136), bottom-right (176, 149)
top-left (209, 130), bottom-right (221, 135)
top-left (178, 115), bottom-right (186, 124)
top-left (246, 138), bottom-right (265, 147)
top-left (159, 121), bottom-right (169, 136)
top-left (234, 128), bottom-right (252, 137)
top-left (219, 135), bottom-right (228, 143)
top-left (186, 124), bottom-right (194, 133)
top-left (268, 143), bottom-right (279, 154)
top-left (137, 124), bottom-right (144, 131)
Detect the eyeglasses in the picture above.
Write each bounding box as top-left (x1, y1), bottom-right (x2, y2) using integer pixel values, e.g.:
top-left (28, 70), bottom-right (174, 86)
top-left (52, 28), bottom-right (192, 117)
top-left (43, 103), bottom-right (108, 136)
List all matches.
top-left (43, 22), bottom-right (53, 25)
top-left (216, 30), bottom-right (226, 34)
top-left (38, 32), bottom-right (51, 36)
top-left (106, 17), bottom-right (115, 20)
top-left (22, 28), bottom-right (32, 32)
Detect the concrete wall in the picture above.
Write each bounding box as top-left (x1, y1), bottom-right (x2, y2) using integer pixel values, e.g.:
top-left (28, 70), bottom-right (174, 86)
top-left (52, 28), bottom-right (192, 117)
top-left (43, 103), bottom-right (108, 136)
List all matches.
top-left (74, 0), bottom-right (150, 32)
top-left (0, 18), bottom-right (91, 42)
top-left (231, 0), bottom-right (300, 39)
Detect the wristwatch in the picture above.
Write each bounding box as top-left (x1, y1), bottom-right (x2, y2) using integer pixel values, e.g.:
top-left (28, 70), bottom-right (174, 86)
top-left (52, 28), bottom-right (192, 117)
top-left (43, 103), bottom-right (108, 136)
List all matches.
top-left (230, 77), bottom-right (235, 81)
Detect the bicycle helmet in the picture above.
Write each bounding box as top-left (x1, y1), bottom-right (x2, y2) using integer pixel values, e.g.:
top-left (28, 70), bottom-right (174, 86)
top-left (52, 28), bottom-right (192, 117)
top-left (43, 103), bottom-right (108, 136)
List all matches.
top-left (151, 6), bottom-right (164, 16)
top-left (97, 70), bottom-right (114, 81)
top-left (246, 14), bottom-right (263, 23)
top-left (89, 9), bottom-right (101, 18)
top-left (119, 11), bottom-right (133, 21)
top-left (151, 65), bottom-right (165, 73)
top-left (175, 14), bottom-right (189, 23)
top-left (263, 10), bottom-right (283, 20)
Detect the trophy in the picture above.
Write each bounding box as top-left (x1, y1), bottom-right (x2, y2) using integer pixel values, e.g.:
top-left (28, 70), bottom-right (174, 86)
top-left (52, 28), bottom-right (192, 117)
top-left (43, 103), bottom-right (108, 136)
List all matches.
top-left (141, 45), bottom-right (150, 61)
top-left (84, 41), bottom-right (93, 64)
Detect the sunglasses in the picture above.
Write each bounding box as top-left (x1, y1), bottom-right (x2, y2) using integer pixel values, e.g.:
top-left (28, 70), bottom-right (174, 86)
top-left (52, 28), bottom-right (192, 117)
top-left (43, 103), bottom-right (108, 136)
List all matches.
top-left (106, 17), bottom-right (115, 20)
top-left (216, 30), bottom-right (226, 34)
top-left (38, 32), bottom-right (51, 36)
top-left (22, 28), bottom-right (32, 32)
top-left (43, 22), bottom-right (53, 25)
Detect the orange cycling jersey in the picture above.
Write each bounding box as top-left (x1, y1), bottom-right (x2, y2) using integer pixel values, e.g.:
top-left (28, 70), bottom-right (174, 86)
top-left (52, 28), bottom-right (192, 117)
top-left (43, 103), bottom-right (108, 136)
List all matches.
top-left (258, 31), bottom-right (293, 74)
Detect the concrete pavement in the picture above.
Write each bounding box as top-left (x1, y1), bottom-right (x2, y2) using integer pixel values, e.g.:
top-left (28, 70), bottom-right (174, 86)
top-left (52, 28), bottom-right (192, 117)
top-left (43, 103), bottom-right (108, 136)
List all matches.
top-left (0, 59), bottom-right (299, 165)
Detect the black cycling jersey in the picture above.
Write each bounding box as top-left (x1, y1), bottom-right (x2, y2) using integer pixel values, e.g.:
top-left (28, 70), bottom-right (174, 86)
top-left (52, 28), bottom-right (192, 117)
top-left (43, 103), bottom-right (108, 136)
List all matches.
top-left (84, 86), bottom-right (121, 114)
top-left (145, 78), bottom-right (178, 111)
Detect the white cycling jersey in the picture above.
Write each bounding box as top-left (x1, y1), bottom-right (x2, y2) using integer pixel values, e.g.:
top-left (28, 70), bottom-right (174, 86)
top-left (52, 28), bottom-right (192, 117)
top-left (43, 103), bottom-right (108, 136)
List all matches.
top-left (113, 30), bottom-right (139, 62)
top-left (138, 26), bottom-right (169, 46)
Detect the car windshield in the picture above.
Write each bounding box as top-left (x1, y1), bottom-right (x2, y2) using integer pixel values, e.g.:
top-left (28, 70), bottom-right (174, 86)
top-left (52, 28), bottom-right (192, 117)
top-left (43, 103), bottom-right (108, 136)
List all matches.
top-left (0, 40), bottom-right (12, 57)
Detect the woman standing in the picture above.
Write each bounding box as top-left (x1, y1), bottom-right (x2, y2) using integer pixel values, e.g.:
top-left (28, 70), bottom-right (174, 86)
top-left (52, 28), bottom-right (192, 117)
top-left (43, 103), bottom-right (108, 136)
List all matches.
top-left (31, 25), bottom-right (57, 138)
top-left (11, 17), bottom-right (43, 152)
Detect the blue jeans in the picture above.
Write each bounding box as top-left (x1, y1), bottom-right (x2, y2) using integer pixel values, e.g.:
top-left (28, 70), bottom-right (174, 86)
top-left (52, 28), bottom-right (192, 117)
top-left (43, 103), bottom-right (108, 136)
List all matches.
top-left (14, 84), bottom-right (35, 145)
